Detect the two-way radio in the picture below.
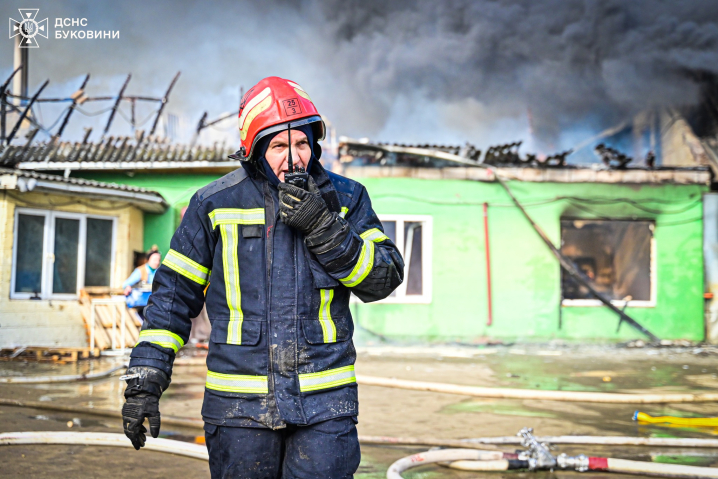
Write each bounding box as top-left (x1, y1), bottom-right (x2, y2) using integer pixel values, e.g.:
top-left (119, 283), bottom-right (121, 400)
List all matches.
top-left (283, 123), bottom-right (309, 190)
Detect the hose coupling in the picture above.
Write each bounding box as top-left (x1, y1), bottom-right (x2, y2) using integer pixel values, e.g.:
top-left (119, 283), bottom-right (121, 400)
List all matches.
top-left (557, 453), bottom-right (589, 472)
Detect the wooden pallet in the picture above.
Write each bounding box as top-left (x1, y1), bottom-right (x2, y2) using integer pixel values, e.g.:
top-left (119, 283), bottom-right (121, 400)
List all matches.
top-left (79, 289), bottom-right (142, 351)
top-left (0, 346), bottom-right (100, 363)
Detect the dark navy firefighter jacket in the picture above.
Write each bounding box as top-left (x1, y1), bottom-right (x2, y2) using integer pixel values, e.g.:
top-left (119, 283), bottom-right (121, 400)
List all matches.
top-left (128, 162), bottom-right (404, 429)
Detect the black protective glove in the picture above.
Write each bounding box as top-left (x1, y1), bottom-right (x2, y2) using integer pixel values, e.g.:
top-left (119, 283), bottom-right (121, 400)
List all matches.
top-left (278, 177), bottom-right (332, 235)
top-left (121, 366), bottom-right (170, 450)
top-left (122, 394), bottom-right (161, 450)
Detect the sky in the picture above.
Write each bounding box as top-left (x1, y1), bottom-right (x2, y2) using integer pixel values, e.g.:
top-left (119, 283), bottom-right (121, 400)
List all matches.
top-left (2, 0), bottom-right (718, 160)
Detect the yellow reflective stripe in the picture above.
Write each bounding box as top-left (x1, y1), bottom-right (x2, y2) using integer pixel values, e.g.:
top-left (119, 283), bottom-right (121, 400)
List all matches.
top-left (241, 95), bottom-right (273, 141)
top-left (239, 87), bottom-right (270, 129)
top-left (360, 228), bottom-right (389, 243)
top-left (136, 329), bottom-right (185, 353)
top-left (318, 289), bottom-right (336, 343)
top-left (209, 208), bottom-right (265, 229)
top-left (299, 365), bottom-right (356, 392)
top-left (220, 224), bottom-right (243, 344)
top-left (294, 88), bottom-right (312, 102)
top-left (340, 240), bottom-right (375, 288)
top-left (240, 89), bottom-right (272, 140)
top-left (339, 207), bottom-right (349, 218)
top-left (162, 249), bottom-right (209, 286)
top-left (206, 371), bottom-right (268, 394)
top-left (287, 81), bottom-right (306, 92)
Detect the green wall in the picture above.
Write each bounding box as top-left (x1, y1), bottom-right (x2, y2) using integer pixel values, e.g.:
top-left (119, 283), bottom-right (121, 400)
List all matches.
top-left (75, 172), bottom-right (222, 253)
top-left (354, 177), bottom-right (707, 342)
top-left (75, 170), bottom-right (707, 342)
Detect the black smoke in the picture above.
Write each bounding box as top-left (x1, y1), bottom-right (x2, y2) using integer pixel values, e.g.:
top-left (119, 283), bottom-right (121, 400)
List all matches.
top-left (1, 0), bottom-right (717, 154)
top-left (315, 0), bottom-right (718, 152)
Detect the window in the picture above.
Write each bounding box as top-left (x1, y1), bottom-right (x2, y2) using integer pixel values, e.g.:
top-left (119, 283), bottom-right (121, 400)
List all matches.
top-left (11, 208), bottom-right (117, 300)
top-left (354, 215), bottom-right (432, 304)
top-left (561, 219), bottom-right (655, 307)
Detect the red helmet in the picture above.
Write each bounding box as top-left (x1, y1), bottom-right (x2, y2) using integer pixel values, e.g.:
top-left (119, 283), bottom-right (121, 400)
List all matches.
top-left (237, 76), bottom-right (326, 161)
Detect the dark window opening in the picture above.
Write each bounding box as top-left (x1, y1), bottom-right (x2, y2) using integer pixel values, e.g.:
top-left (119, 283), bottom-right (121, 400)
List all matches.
top-left (404, 222), bottom-right (423, 295)
top-left (561, 220), bottom-right (653, 302)
top-left (15, 214), bottom-right (45, 294)
top-left (85, 218), bottom-right (114, 287)
top-left (379, 219), bottom-right (427, 298)
top-left (52, 217), bottom-right (80, 294)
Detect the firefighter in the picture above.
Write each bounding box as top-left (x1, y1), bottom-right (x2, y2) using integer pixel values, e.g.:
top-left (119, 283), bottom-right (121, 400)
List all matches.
top-left (121, 76), bottom-right (404, 478)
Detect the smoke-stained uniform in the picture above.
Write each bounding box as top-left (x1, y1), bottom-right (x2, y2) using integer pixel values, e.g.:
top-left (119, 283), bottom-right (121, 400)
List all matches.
top-left (128, 162), bottom-right (403, 431)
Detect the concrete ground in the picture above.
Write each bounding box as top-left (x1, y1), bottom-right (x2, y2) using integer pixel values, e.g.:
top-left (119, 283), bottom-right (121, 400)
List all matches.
top-left (2, 344), bottom-right (718, 477)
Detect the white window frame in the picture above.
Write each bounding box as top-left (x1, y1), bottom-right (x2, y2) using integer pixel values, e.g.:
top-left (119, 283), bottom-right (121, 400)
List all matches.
top-left (561, 223), bottom-right (657, 308)
top-left (352, 214), bottom-right (433, 304)
top-left (11, 208), bottom-right (118, 300)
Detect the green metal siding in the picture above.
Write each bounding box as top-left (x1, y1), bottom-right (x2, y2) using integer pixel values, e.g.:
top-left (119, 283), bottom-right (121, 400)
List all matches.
top-left (355, 177), bottom-right (706, 342)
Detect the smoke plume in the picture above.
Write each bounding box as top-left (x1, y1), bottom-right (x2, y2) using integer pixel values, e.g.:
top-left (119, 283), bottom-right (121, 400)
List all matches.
top-left (1, 0), bottom-right (717, 157)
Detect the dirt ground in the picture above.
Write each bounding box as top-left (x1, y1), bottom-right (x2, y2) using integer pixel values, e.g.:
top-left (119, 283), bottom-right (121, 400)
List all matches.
top-left (2, 344), bottom-right (718, 477)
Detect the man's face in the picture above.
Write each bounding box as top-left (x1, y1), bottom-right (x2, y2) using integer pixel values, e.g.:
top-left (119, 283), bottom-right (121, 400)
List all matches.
top-left (264, 129), bottom-right (311, 182)
top-left (147, 252), bottom-right (161, 270)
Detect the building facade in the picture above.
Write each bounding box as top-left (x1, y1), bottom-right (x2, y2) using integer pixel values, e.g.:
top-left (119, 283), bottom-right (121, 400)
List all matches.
top-left (5, 138), bottom-right (714, 343)
top-left (0, 169), bottom-right (166, 348)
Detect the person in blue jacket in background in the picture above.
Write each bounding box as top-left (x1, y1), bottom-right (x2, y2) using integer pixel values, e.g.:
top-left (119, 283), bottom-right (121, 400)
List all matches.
top-left (123, 249), bottom-right (161, 295)
top-left (123, 248), bottom-right (161, 317)
top-left (120, 77), bottom-right (404, 478)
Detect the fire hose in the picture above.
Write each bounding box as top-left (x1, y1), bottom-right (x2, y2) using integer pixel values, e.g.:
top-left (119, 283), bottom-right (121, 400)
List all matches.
top-left (387, 428), bottom-right (718, 478)
top-left (0, 431), bottom-right (207, 460)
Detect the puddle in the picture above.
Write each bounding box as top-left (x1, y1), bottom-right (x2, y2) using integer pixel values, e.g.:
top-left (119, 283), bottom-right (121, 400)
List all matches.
top-left (30, 414), bottom-right (107, 428)
top-left (441, 399), bottom-right (555, 418)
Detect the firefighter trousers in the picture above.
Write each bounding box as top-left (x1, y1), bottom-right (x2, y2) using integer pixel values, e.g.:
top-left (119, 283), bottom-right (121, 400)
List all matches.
top-left (204, 416), bottom-right (360, 479)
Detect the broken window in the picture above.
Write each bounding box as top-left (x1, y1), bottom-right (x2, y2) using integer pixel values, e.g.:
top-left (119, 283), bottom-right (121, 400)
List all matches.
top-left (11, 208), bottom-right (117, 300)
top-left (354, 215), bottom-right (432, 303)
top-left (560, 220), bottom-right (654, 305)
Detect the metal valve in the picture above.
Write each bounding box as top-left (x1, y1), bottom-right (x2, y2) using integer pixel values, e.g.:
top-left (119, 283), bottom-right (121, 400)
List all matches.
top-left (557, 453), bottom-right (589, 472)
top-left (518, 427), bottom-right (557, 470)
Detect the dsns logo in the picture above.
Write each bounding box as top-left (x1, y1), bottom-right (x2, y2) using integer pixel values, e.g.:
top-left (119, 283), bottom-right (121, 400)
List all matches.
top-left (9, 8), bottom-right (48, 48)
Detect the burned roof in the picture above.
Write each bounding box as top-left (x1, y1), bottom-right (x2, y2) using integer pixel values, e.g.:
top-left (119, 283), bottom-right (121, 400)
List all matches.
top-left (0, 167), bottom-right (168, 212)
top-left (338, 139), bottom-right (711, 185)
top-left (0, 135), bottom-right (238, 171)
top-left (340, 139), bottom-right (481, 168)
top-left (341, 139), bottom-right (571, 168)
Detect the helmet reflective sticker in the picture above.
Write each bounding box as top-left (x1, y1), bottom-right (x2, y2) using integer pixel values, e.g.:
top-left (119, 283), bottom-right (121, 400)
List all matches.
top-left (239, 87), bottom-right (271, 132)
top-left (240, 96), bottom-right (273, 141)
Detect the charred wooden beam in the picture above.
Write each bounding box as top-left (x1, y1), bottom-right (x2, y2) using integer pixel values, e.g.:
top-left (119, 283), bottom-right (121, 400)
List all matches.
top-left (103, 74), bottom-right (131, 137)
top-left (204, 110), bottom-right (238, 129)
top-left (6, 79), bottom-right (49, 146)
top-left (192, 111), bottom-right (208, 146)
top-left (149, 71), bottom-right (181, 136)
top-left (55, 74), bottom-right (90, 140)
top-left (0, 65), bottom-right (23, 145)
